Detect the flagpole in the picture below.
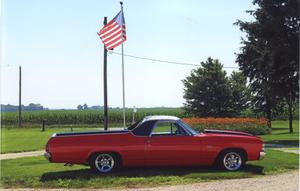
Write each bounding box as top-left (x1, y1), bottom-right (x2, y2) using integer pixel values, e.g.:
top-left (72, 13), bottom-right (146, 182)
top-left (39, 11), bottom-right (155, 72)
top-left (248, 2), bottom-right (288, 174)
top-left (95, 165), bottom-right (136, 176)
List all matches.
top-left (103, 17), bottom-right (108, 131)
top-left (120, 1), bottom-right (126, 128)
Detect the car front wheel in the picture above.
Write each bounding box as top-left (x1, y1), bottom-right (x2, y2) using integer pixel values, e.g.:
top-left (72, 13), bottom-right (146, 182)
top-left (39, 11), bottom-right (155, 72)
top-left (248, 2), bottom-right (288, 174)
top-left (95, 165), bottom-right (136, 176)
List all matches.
top-left (218, 150), bottom-right (245, 171)
top-left (90, 153), bottom-right (119, 173)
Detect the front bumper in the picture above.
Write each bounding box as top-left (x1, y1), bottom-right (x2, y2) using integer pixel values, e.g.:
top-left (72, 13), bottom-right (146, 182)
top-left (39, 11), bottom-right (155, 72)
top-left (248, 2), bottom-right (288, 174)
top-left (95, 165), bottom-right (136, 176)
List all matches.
top-left (259, 151), bottom-right (266, 160)
top-left (44, 152), bottom-right (52, 162)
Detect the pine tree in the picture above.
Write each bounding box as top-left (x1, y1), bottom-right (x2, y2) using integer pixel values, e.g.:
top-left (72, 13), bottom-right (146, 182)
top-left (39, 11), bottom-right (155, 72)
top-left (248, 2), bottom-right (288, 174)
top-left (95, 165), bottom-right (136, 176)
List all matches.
top-left (235, 0), bottom-right (299, 132)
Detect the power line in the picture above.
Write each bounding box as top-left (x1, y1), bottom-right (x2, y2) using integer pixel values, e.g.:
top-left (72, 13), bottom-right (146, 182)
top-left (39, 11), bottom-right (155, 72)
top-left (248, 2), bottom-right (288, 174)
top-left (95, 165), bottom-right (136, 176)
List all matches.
top-left (1, 53), bottom-right (239, 69)
top-left (110, 51), bottom-right (239, 69)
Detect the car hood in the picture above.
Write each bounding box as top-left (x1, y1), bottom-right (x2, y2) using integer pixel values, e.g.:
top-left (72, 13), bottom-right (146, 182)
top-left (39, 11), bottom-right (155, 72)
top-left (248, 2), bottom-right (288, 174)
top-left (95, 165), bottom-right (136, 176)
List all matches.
top-left (203, 129), bottom-right (253, 136)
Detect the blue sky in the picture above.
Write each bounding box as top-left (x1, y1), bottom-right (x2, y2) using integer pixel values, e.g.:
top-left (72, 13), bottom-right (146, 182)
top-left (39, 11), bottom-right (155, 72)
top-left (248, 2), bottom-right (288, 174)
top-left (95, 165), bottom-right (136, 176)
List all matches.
top-left (1, 0), bottom-right (255, 109)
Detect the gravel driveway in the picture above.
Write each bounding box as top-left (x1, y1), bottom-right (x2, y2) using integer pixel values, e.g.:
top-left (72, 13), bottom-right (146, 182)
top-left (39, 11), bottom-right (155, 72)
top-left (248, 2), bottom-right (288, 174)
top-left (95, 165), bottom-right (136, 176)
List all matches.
top-left (0, 150), bottom-right (44, 160)
top-left (1, 170), bottom-right (298, 191)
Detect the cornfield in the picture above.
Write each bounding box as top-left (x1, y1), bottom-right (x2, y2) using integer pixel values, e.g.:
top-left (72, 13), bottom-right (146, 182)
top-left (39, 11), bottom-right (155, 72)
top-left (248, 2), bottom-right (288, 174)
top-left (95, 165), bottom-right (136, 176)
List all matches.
top-left (2, 109), bottom-right (271, 135)
top-left (1, 108), bottom-right (187, 126)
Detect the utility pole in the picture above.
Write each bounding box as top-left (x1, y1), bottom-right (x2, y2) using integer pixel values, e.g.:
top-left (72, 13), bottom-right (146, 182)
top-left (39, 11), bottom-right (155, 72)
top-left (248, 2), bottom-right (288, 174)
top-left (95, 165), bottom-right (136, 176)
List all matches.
top-left (18, 65), bottom-right (22, 128)
top-left (103, 17), bottom-right (108, 131)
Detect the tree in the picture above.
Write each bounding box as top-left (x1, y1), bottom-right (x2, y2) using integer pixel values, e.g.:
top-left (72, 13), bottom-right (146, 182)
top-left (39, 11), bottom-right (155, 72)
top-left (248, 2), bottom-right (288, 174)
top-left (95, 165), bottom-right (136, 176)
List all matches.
top-left (77, 105), bottom-right (83, 110)
top-left (183, 57), bottom-right (240, 117)
top-left (235, 0), bottom-right (299, 132)
top-left (83, 104), bottom-right (88, 110)
top-left (229, 71), bottom-right (251, 116)
top-left (26, 103), bottom-right (44, 111)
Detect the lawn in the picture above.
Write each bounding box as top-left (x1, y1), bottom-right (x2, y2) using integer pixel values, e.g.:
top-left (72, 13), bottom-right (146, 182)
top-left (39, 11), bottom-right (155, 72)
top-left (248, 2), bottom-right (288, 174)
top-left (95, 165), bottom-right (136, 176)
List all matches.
top-left (1, 120), bottom-right (299, 154)
top-left (0, 150), bottom-right (298, 188)
top-left (260, 120), bottom-right (299, 145)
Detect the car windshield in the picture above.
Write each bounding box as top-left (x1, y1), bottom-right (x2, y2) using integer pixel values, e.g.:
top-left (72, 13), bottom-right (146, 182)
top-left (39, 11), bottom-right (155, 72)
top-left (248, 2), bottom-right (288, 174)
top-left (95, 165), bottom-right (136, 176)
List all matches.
top-left (177, 120), bottom-right (199, 135)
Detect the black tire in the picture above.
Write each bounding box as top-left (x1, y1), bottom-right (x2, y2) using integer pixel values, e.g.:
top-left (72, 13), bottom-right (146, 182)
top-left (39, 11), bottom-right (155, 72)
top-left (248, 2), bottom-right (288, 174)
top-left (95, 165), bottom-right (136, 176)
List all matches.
top-left (216, 149), bottom-right (246, 171)
top-left (89, 153), bottom-right (121, 173)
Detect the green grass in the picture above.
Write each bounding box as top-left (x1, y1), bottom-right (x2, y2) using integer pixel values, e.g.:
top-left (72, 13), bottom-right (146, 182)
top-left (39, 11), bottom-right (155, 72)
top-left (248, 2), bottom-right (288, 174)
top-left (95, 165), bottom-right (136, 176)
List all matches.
top-left (0, 150), bottom-right (298, 188)
top-left (249, 150), bottom-right (299, 173)
top-left (260, 120), bottom-right (299, 145)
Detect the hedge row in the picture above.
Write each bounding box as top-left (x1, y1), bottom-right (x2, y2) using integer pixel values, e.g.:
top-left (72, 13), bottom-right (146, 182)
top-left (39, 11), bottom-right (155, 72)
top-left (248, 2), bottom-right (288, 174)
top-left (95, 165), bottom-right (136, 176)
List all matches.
top-left (182, 117), bottom-right (271, 135)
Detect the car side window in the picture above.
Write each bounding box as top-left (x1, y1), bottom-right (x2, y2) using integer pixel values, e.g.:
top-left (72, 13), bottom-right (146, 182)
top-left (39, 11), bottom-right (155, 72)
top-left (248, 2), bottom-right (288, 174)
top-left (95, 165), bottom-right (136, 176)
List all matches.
top-left (151, 122), bottom-right (187, 136)
top-left (132, 120), bottom-right (156, 136)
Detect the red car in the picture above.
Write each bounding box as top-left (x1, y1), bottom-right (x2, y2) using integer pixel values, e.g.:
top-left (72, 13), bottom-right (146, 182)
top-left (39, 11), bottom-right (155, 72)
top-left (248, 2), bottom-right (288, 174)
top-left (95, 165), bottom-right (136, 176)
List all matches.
top-left (44, 116), bottom-right (265, 173)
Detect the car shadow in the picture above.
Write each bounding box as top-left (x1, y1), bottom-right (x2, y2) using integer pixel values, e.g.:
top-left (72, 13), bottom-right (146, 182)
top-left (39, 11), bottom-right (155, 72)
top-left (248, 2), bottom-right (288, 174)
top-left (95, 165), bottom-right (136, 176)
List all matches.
top-left (40, 164), bottom-right (264, 181)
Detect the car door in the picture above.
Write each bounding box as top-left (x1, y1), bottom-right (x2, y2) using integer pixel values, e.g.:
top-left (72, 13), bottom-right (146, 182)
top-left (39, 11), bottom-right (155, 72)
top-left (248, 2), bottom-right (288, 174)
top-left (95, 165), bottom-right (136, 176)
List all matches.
top-left (145, 120), bottom-right (202, 166)
top-left (121, 120), bottom-right (155, 167)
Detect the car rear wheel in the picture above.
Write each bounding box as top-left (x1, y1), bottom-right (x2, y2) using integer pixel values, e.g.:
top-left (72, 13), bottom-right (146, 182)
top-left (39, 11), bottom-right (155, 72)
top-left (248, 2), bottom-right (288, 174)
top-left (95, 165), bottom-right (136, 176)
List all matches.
top-left (90, 153), bottom-right (120, 173)
top-left (218, 150), bottom-right (245, 171)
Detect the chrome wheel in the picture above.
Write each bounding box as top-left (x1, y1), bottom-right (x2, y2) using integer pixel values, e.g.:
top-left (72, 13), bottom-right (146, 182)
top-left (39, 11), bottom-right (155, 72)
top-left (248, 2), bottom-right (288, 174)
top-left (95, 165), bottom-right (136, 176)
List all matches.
top-left (95, 153), bottom-right (115, 173)
top-left (223, 152), bottom-right (242, 171)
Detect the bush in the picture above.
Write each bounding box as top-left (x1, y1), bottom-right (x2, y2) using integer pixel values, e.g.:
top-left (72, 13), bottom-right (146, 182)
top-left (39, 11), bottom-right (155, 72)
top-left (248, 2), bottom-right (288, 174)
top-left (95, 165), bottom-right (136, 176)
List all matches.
top-left (182, 117), bottom-right (271, 135)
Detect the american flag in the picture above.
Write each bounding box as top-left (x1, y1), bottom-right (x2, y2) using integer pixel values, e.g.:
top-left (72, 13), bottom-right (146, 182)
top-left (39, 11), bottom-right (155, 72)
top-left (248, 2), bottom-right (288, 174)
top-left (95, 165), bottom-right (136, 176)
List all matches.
top-left (98, 10), bottom-right (126, 50)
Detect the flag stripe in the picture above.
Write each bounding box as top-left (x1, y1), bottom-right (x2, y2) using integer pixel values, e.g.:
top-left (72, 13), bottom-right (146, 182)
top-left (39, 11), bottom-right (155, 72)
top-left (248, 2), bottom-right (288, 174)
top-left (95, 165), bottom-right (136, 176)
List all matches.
top-left (106, 39), bottom-right (123, 50)
top-left (105, 33), bottom-right (123, 47)
top-left (99, 22), bottom-right (118, 37)
top-left (101, 27), bottom-right (122, 41)
top-left (100, 20), bottom-right (116, 32)
top-left (104, 34), bottom-right (121, 46)
top-left (102, 31), bottom-right (122, 44)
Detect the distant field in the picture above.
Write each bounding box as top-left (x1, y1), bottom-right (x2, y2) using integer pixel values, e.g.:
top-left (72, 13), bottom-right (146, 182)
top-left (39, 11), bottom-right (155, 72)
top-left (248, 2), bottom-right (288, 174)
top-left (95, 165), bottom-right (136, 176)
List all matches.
top-left (1, 108), bottom-right (186, 126)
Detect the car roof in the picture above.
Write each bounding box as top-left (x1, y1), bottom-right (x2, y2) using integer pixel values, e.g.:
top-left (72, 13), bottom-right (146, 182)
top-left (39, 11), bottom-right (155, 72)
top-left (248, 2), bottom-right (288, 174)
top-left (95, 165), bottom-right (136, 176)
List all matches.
top-left (143, 115), bottom-right (180, 122)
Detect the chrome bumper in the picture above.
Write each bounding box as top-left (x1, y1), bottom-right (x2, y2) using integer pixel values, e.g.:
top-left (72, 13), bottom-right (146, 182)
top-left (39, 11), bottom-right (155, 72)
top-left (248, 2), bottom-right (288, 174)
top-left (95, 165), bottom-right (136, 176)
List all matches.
top-left (44, 152), bottom-right (52, 162)
top-left (259, 151), bottom-right (266, 160)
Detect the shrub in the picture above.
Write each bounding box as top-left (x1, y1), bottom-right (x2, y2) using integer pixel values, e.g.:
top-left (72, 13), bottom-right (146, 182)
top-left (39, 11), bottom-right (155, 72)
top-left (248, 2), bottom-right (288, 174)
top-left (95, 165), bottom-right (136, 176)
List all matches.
top-left (182, 117), bottom-right (271, 135)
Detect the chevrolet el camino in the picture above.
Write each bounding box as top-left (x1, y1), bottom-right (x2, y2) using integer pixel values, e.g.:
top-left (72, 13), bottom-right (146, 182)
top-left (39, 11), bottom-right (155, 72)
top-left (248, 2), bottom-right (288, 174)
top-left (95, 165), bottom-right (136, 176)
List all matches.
top-left (44, 115), bottom-right (265, 173)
